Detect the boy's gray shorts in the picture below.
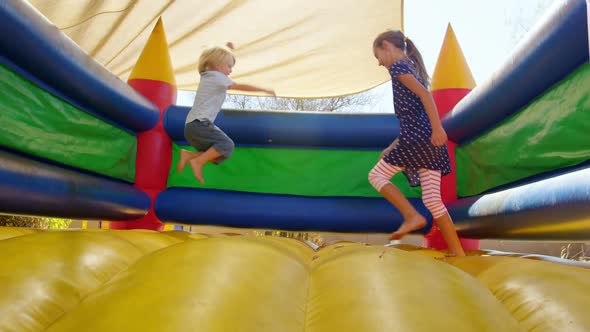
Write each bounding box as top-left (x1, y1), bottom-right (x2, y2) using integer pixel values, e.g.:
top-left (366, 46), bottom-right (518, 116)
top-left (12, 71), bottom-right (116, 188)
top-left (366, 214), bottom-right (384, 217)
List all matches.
top-left (184, 119), bottom-right (234, 164)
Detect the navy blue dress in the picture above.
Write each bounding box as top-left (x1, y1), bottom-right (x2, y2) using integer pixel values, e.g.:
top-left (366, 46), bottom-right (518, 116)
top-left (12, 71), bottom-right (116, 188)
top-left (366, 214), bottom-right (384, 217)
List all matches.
top-left (383, 59), bottom-right (451, 187)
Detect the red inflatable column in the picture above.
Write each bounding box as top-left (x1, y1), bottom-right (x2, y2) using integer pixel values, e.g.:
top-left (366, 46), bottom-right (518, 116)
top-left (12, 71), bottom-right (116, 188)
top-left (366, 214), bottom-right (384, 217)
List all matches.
top-left (587, 0), bottom-right (590, 59)
top-left (110, 18), bottom-right (177, 230)
top-left (424, 24), bottom-right (479, 250)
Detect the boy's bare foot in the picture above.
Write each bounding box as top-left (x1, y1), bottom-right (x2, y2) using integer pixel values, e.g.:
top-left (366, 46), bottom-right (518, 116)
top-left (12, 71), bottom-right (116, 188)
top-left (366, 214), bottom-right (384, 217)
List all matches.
top-left (177, 149), bottom-right (190, 173)
top-left (177, 149), bottom-right (201, 173)
top-left (389, 214), bottom-right (426, 240)
top-left (188, 159), bottom-right (205, 184)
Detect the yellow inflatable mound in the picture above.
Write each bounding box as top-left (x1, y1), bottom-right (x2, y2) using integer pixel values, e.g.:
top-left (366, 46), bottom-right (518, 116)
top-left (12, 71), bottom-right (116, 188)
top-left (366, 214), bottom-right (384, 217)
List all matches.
top-left (0, 228), bottom-right (589, 332)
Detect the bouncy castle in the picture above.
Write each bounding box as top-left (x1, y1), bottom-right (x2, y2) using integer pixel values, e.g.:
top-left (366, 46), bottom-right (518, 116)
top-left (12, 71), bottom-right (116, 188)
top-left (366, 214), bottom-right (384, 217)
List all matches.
top-left (0, 0), bottom-right (589, 331)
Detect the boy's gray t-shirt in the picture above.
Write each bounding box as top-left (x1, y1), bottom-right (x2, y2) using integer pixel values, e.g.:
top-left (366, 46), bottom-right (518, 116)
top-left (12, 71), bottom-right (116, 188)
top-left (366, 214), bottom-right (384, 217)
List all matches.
top-left (185, 71), bottom-right (234, 124)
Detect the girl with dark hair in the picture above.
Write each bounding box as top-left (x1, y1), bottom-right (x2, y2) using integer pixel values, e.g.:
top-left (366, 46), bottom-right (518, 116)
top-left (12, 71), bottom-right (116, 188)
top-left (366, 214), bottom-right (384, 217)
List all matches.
top-left (369, 30), bottom-right (465, 256)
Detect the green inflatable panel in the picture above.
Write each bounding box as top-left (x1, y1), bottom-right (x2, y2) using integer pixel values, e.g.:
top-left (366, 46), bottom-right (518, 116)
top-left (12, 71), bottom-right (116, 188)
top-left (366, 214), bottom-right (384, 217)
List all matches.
top-left (456, 63), bottom-right (590, 196)
top-left (0, 63), bottom-right (136, 182)
top-left (168, 144), bottom-right (422, 198)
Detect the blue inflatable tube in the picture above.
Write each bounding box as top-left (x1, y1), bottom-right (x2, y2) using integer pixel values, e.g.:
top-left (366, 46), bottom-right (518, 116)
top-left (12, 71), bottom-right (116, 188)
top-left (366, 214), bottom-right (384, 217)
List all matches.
top-left (155, 188), bottom-right (433, 233)
top-left (443, 0), bottom-right (589, 144)
top-left (449, 166), bottom-right (590, 240)
top-left (0, 149), bottom-right (150, 220)
top-left (164, 106), bottom-right (399, 148)
top-left (0, 0), bottom-right (159, 133)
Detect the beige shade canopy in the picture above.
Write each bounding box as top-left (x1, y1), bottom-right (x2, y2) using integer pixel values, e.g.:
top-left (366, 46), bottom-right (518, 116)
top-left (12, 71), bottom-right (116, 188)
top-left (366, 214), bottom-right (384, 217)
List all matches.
top-left (28, 0), bottom-right (403, 98)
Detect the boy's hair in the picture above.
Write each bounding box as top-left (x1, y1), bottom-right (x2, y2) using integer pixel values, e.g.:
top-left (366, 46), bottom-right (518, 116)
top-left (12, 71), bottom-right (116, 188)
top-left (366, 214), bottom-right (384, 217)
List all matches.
top-left (373, 30), bottom-right (430, 87)
top-left (198, 46), bottom-right (235, 73)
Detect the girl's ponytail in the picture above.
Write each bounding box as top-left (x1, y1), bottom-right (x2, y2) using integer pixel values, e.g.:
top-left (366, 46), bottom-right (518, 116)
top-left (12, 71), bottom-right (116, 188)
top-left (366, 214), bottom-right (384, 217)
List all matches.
top-left (405, 38), bottom-right (430, 88)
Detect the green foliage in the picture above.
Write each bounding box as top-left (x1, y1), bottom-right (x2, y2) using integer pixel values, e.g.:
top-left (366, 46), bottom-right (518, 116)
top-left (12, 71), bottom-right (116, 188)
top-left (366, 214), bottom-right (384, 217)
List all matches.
top-left (253, 230), bottom-right (325, 247)
top-left (0, 214), bottom-right (72, 229)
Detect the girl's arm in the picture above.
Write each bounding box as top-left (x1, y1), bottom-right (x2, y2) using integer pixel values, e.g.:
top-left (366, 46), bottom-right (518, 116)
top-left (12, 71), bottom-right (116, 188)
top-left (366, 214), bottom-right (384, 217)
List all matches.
top-left (229, 83), bottom-right (275, 96)
top-left (397, 74), bottom-right (447, 146)
top-left (379, 139), bottom-right (399, 160)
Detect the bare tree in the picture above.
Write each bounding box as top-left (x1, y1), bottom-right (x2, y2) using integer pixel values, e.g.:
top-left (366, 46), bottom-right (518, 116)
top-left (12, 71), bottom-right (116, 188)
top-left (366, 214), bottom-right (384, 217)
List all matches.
top-left (504, 0), bottom-right (554, 46)
top-left (226, 94), bottom-right (252, 110)
top-left (225, 90), bottom-right (376, 112)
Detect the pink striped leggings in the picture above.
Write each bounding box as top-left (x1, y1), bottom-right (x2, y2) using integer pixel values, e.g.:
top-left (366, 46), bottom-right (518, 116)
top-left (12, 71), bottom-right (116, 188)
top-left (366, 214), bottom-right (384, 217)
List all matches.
top-left (368, 160), bottom-right (448, 219)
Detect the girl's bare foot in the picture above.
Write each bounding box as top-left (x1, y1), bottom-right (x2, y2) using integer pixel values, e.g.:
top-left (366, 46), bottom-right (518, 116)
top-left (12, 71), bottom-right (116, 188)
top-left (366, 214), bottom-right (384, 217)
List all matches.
top-left (177, 149), bottom-right (201, 173)
top-left (389, 214), bottom-right (426, 240)
top-left (188, 159), bottom-right (205, 184)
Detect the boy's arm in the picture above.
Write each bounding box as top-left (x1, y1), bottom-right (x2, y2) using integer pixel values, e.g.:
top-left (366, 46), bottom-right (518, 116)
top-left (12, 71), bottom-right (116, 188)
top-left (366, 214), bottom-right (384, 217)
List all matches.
top-left (229, 83), bottom-right (275, 96)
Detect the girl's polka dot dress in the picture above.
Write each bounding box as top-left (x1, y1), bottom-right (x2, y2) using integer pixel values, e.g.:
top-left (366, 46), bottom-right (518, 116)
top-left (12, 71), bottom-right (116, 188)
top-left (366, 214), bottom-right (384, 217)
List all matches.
top-left (383, 59), bottom-right (452, 187)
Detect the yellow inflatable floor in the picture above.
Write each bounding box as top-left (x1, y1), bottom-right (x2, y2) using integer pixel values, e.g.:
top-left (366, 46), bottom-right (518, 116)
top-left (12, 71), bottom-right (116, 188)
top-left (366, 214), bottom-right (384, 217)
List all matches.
top-left (0, 228), bottom-right (589, 332)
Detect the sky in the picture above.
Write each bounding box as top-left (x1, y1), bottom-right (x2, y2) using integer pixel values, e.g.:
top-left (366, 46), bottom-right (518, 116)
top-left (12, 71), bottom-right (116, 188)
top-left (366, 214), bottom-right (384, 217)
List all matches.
top-left (177, 0), bottom-right (557, 111)
top-left (406, 0), bottom-right (555, 84)
top-left (366, 0), bottom-right (557, 113)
